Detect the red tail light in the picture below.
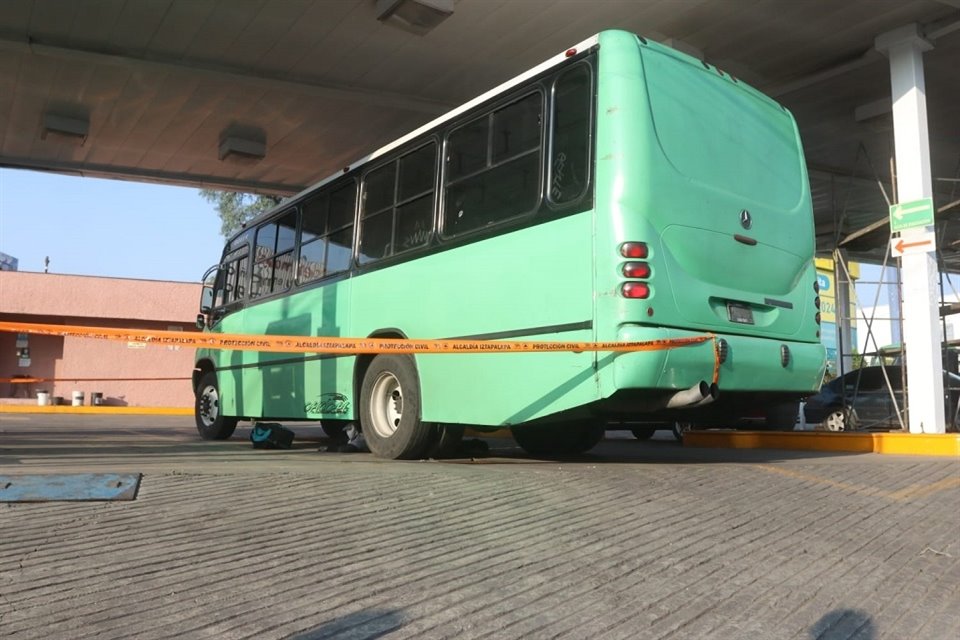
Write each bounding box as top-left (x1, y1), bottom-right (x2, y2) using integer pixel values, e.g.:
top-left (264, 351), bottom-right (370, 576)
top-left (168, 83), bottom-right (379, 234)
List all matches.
top-left (622, 262), bottom-right (651, 279)
top-left (621, 282), bottom-right (651, 299)
top-left (620, 242), bottom-right (648, 259)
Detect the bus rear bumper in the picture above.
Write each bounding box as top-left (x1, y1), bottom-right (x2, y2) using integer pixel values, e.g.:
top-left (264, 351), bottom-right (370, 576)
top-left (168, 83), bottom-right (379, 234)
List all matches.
top-left (612, 325), bottom-right (826, 394)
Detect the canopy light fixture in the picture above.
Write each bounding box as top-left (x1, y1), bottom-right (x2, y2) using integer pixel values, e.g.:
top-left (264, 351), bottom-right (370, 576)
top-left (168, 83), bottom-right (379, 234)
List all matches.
top-left (41, 113), bottom-right (88, 145)
top-left (376, 0), bottom-right (453, 36)
top-left (219, 135), bottom-right (266, 163)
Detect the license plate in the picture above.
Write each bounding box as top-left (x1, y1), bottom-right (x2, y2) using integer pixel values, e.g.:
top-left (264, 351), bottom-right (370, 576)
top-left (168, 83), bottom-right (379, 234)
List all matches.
top-left (727, 302), bottom-right (754, 325)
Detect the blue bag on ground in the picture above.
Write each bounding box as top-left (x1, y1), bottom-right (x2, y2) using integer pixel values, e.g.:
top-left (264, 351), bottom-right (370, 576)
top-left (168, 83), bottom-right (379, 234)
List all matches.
top-left (250, 423), bottom-right (294, 449)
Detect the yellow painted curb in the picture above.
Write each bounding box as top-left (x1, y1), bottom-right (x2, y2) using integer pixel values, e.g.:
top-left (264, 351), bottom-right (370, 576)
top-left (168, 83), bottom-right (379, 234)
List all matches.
top-left (684, 430), bottom-right (960, 458)
top-left (0, 405), bottom-right (192, 416)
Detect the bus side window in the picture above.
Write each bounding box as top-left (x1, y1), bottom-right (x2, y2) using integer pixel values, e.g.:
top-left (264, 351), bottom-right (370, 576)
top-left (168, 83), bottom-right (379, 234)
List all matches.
top-left (396, 143), bottom-right (435, 252)
top-left (327, 182), bottom-right (356, 274)
top-left (443, 93), bottom-right (542, 236)
top-left (549, 63), bottom-right (591, 205)
top-left (251, 209), bottom-right (298, 297)
top-left (251, 222), bottom-right (276, 298)
top-left (235, 256), bottom-right (248, 300)
top-left (272, 211), bottom-right (297, 293)
top-left (298, 181), bottom-right (357, 282)
top-left (359, 162), bottom-right (396, 265)
top-left (299, 192), bottom-right (328, 284)
top-left (359, 142), bottom-right (435, 265)
top-left (212, 268), bottom-right (227, 309)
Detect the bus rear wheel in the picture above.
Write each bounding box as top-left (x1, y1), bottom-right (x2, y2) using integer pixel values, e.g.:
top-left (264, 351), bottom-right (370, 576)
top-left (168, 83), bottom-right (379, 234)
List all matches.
top-left (359, 354), bottom-right (433, 459)
top-left (512, 421), bottom-right (605, 456)
top-left (195, 372), bottom-right (238, 440)
top-left (426, 424), bottom-right (465, 459)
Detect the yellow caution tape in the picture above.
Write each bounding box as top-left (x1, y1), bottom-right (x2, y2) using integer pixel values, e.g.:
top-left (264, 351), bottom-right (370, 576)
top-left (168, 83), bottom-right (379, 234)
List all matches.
top-left (0, 320), bottom-right (714, 355)
top-left (1, 376), bottom-right (190, 384)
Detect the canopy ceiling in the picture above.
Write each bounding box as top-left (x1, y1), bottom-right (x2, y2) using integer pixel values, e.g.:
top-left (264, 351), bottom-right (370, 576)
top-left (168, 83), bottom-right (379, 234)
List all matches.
top-left (1, 0), bottom-right (958, 264)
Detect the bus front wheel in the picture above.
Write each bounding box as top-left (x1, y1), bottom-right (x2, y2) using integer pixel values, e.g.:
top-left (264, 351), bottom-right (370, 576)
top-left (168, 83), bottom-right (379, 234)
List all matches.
top-left (512, 421), bottom-right (605, 456)
top-left (359, 354), bottom-right (433, 459)
top-left (195, 372), bottom-right (238, 440)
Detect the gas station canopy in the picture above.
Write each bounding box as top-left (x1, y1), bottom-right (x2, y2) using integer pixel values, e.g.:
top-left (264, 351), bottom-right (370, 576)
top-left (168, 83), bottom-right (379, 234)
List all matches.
top-left (1, 0), bottom-right (958, 262)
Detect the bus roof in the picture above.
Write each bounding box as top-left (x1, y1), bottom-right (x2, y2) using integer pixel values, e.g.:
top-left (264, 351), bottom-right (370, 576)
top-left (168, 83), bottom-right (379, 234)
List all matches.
top-left (256, 33), bottom-right (601, 219)
top-left (229, 29), bottom-right (785, 245)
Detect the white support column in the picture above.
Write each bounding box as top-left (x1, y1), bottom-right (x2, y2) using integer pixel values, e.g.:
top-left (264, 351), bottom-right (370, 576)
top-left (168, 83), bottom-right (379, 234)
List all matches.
top-left (876, 25), bottom-right (945, 433)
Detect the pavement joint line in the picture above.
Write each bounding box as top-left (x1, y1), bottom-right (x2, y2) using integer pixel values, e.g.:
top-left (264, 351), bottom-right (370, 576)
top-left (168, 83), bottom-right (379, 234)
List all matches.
top-left (749, 463), bottom-right (960, 502)
top-left (888, 475), bottom-right (960, 501)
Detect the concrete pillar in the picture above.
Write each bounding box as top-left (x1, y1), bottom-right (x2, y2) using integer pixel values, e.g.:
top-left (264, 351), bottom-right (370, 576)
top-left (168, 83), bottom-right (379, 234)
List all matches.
top-left (875, 24), bottom-right (945, 433)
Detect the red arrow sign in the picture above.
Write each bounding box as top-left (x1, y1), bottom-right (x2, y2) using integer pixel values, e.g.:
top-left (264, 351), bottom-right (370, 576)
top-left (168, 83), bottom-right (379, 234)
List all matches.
top-left (894, 238), bottom-right (932, 253)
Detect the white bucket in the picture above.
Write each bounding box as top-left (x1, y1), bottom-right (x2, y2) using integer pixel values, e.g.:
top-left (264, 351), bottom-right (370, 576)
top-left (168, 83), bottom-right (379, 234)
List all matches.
top-left (72, 391), bottom-right (85, 407)
top-left (37, 391), bottom-right (51, 406)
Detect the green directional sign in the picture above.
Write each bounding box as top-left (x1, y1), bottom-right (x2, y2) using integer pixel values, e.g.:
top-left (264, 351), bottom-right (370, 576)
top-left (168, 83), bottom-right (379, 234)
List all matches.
top-left (890, 197), bottom-right (934, 232)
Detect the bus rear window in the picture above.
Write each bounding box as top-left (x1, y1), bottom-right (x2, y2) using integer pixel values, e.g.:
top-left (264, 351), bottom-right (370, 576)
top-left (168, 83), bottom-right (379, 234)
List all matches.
top-left (549, 63), bottom-right (591, 204)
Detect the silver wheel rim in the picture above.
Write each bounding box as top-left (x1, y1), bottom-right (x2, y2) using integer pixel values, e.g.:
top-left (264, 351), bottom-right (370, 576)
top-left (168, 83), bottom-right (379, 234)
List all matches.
top-left (369, 371), bottom-right (403, 438)
top-left (199, 384), bottom-right (220, 427)
top-left (822, 410), bottom-right (846, 432)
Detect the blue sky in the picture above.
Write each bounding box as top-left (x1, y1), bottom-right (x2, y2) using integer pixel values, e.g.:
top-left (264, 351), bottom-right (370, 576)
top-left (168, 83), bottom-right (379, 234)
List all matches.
top-left (0, 168), bottom-right (225, 282)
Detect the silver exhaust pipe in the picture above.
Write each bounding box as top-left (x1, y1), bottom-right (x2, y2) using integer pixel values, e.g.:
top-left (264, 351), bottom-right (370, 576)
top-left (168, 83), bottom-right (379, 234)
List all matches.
top-left (693, 382), bottom-right (720, 407)
top-left (665, 381), bottom-right (711, 409)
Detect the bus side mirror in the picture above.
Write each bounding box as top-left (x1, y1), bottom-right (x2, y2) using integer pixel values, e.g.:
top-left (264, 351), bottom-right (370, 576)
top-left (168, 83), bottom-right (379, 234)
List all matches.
top-left (196, 314), bottom-right (206, 330)
top-left (199, 264), bottom-right (218, 314)
top-left (199, 286), bottom-right (214, 314)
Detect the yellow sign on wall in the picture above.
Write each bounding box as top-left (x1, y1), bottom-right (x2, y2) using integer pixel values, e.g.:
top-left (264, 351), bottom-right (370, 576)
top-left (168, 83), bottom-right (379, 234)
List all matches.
top-left (814, 258), bottom-right (858, 325)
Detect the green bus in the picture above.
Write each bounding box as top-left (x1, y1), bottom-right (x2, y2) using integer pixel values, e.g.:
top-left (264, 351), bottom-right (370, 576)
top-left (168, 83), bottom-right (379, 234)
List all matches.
top-left (194, 30), bottom-right (826, 458)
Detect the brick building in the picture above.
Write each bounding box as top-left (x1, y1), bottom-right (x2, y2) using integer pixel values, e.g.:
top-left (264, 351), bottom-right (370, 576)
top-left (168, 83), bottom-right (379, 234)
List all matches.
top-left (0, 271), bottom-right (200, 407)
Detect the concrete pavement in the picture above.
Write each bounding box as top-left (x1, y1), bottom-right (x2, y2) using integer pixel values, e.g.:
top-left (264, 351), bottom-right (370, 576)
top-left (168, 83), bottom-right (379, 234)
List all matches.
top-left (1, 414), bottom-right (958, 639)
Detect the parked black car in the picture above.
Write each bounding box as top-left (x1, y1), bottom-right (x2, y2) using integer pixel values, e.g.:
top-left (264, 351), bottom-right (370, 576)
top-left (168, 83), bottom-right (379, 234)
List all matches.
top-left (803, 366), bottom-right (960, 431)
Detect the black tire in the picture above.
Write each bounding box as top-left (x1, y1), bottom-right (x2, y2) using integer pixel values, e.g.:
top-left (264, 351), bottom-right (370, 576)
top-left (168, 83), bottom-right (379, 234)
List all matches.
top-left (512, 421), bottom-right (605, 456)
top-left (425, 424), bottom-right (465, 459)
top-left (672, 422), bottom-right (694, 442)
top-left (321, 421), bottom-right (348, 442)
top-left (630, 426), bottom-right (657, 440)
top-left (194, 371), bottom-right (238, 440)
top-left (762, 403), bottom-right (799, 431)
top-left (359, 354), bottom-right (433, 459)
